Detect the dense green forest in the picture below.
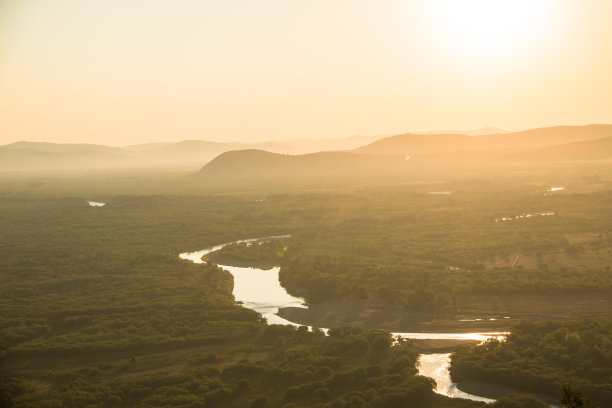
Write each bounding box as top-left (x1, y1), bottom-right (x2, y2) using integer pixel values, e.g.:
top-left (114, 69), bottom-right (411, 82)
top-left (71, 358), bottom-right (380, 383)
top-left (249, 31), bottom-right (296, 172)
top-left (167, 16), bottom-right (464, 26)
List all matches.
top-left (2, 322), bottom-right (488, 408)
top-left (0, 188), bottom-right (480, 407)
top-left (1, 170), bottom-right (611, 406)
top-left (188, 182), bottom-right (612, 312)
top-left (451, 320), bottom-right (612, 406)
top-left (278, 187), bottom-right (612, 307)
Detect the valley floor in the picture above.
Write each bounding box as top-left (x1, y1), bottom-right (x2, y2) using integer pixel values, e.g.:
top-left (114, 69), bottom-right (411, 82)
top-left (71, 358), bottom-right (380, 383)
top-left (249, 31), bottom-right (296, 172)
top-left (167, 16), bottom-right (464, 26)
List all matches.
top-left (277, 291), bottom-right (612, 334)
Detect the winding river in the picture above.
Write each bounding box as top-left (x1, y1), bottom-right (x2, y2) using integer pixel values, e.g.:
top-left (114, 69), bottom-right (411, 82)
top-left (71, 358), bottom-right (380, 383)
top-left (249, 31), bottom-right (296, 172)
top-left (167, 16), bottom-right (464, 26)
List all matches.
top-left (179, 237), bottom-right (506, 404)
top-left (179, 236), bottom-right (306, 326)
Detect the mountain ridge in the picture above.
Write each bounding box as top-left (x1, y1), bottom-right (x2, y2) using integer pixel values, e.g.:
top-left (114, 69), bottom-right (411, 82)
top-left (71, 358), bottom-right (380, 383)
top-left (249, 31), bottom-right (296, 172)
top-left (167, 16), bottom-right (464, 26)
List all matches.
top-left (354, 124), bottom-right (612, 156)
top-left (2, 124), bottom-right (611, 172)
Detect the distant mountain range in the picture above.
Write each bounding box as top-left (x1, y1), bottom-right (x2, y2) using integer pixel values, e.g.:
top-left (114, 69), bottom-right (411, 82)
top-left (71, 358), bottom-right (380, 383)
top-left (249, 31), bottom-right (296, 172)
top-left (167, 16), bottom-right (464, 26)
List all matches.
top-left (0, 135), bottom-right (379, 172)
top-left (0, 144), bottom-right (136, 171)
top-left (2, 125), bottom-right (611, 173)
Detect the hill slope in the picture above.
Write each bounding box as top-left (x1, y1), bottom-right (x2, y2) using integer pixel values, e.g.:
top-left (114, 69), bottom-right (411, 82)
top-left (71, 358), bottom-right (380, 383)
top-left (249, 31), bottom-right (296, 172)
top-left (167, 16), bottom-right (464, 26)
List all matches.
top-left (198, 149), bottom-right (406, 178)
top-left (354, 124), bottom-right (612, 156)
top-left (406, 135), bottom-right (612, 164)
top-left (506, 135), bottom-right (612, 162)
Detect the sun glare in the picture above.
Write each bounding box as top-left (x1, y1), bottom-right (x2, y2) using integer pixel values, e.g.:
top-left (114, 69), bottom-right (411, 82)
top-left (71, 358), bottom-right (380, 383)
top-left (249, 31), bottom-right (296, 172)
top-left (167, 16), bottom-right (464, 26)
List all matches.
top-left (426, 0), bottom-right (556, 62)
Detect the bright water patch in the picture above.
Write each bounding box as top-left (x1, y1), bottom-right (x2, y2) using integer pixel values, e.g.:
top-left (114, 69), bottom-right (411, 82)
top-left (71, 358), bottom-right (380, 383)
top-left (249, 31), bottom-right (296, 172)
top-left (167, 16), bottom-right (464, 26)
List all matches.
top-left (495, 212), bottom-right (554, 222)
top-left (393, 332), bottom-right (507, 342)
top-left (220, 264), bottom-right (307, 325)
top-left (417, 353), bottom-right (495, 403)
top-left (545, 187), bottom-right (565, 195)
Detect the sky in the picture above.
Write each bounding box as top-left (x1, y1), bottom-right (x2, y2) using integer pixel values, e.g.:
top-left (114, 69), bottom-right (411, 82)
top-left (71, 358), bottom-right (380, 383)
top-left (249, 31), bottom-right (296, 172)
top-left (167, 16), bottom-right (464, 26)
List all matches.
top-left (1, 0), bottom-right (611, 146)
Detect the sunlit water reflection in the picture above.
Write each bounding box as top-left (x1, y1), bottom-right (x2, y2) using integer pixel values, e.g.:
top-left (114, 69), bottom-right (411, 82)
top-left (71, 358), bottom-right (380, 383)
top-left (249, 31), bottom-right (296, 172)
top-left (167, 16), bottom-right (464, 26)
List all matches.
top-left (417, 353), bottom-right (495, 403)
top-left (222, 264), bottom-right (307, 325)
top-left (179, 236), bottom-right (307, 326)
top-left (393, 332), bottom-right (507, 342)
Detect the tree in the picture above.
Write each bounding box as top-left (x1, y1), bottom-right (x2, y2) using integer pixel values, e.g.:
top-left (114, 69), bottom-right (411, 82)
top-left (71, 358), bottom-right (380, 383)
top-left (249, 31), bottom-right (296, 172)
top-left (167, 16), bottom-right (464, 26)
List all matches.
top-left (250, 396), bottom-right (268, 408)
top-left (559, 384), bottom-right (594, 408)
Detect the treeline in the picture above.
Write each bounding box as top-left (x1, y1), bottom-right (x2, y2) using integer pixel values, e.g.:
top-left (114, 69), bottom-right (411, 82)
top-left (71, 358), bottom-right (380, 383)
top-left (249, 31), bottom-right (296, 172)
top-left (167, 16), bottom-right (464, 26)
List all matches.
top-left (208, 239), bottom-right (290, 269)
top-left (450, 320), bottom-right (612, 406)
top-left (280, 252), bottom-right (612, 305)
top-left (1, 324), bottom-right (483, 408)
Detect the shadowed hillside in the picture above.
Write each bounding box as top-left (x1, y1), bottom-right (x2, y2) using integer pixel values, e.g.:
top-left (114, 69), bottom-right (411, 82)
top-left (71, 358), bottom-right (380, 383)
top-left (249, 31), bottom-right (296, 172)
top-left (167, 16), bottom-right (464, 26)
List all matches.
top-left (198, 149), bottom-right (406, 178)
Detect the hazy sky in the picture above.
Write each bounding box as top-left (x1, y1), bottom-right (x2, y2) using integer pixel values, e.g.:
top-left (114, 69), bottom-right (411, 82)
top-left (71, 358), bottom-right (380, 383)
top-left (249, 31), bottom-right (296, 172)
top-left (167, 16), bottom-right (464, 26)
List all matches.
top-left (1, 0), bottom-right (611, 145)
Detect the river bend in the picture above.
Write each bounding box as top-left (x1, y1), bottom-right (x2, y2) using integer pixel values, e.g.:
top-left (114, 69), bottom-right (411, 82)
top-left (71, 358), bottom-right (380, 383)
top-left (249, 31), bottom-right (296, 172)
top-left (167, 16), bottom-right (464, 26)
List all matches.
top-left (179, 236), bottom-right (506, 403)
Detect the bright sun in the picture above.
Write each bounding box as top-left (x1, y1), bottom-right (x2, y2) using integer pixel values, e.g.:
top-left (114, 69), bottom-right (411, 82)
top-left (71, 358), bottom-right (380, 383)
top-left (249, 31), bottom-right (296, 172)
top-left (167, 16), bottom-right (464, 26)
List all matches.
top-left (425, 0), bottom-right (555, 62)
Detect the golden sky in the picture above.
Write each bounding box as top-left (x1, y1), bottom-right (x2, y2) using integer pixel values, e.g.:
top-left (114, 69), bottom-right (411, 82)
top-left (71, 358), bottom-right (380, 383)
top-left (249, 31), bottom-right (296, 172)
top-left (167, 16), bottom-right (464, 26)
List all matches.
top-left (1, 0), bottom-right (611, 145)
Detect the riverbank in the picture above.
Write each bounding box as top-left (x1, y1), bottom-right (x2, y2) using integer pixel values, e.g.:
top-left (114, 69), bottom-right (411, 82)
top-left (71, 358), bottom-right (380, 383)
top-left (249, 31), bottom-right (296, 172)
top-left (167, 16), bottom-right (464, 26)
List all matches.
top-left (206, 251), bottom-right (277, 269)
top-left (403, 339), bottom-right (480, 353)
top-left (277, 300), bottom-right (513, 333)
top-left (276, 292), bottom-right (612, 334)
top-left (456, 380), bottom-right (558, 406)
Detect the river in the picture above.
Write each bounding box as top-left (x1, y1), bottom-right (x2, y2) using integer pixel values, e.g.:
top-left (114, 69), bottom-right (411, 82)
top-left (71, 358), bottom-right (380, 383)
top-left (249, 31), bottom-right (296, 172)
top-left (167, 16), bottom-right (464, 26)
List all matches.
top-left (179, 236), bottom-right (506, 404)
